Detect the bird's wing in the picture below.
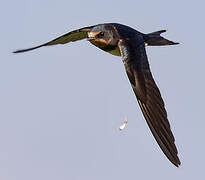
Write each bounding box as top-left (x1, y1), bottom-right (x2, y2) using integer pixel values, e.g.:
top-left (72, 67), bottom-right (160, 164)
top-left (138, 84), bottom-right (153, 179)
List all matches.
top-left (118, 38), bottom-right (180, 167)
top-left (13, 26), bottom-right (94, 53)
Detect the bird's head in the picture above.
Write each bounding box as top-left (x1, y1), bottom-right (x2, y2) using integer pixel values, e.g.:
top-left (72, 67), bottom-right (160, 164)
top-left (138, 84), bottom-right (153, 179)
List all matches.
top-left (87, 24), bottom-right (119, 48)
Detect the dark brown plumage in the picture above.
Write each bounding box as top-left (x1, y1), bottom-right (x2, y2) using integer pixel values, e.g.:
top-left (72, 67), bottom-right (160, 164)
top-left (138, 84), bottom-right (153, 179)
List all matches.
top-left (118, 38), bottom-right (180, 166)
top-left (13, 23), bottom-right (180, 167)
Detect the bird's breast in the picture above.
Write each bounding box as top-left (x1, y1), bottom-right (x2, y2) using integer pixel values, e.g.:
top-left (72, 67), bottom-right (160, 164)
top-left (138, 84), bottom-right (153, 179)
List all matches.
top-left (89, 40), bottom-right (121, 56)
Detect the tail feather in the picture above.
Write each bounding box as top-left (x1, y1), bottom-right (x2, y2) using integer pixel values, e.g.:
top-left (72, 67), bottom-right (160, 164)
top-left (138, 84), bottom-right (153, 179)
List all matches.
top-left (144, 30), bottom-right (179, 46)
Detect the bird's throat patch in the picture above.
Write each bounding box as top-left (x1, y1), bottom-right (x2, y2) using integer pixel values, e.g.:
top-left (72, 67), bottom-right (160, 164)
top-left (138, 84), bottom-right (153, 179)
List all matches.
top-left (89, 39), bottom-right (108, 47)
top-left (90, 40), bottom-right (120, 56)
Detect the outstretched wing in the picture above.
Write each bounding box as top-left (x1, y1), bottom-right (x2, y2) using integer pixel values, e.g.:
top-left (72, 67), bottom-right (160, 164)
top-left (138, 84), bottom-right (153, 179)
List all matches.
top-left (13, 26), bottom-right (94, 53)
top-left (118, 38), bottom-right (180, 167)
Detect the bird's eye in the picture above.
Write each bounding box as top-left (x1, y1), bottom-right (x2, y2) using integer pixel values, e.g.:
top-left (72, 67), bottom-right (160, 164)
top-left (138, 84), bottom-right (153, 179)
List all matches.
top-left (98, 32), bottom-right (104, 37)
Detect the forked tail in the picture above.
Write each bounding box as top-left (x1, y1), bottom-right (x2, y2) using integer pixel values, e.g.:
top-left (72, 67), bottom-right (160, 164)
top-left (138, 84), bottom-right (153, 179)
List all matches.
top-left (144, 30), bottom-right (179, 46)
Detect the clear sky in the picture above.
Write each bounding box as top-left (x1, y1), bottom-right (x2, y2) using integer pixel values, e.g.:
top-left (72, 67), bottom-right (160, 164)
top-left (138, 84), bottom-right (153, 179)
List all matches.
top-left (1, 0), bottom-right (205, 179)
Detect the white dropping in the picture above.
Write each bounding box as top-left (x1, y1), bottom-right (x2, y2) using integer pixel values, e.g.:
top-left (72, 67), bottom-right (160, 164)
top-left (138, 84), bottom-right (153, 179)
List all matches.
top-left (119, 118), bottom-right (128, 131)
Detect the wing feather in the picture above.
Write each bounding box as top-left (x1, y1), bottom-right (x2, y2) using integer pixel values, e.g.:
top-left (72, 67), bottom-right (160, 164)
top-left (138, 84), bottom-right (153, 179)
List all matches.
top-left (13, 26), bottom-right (94, 53)
top-left (118, 39), bottom-right (180, 166)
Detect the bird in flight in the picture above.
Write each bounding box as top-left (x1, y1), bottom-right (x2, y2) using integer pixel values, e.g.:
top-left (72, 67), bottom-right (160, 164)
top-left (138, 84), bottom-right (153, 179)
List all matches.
top-left (14, 23), bottom-right (180, 167)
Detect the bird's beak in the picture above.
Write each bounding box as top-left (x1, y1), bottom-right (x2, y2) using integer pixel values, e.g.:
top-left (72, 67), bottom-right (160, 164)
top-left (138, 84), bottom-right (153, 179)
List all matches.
top-left (87, 31), bottom-right (100, 41)
top-left (87, 37), bottom-right (95, 41)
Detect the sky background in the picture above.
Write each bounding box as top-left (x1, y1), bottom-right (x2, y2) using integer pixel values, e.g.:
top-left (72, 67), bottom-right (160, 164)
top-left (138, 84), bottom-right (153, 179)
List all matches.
top-left (1, 0), bottom-right (205, 179)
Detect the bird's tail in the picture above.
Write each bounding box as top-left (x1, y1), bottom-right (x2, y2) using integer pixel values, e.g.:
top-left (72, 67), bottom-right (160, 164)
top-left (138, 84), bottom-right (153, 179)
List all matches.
top-left (144, 30), bottom-right (179, 46)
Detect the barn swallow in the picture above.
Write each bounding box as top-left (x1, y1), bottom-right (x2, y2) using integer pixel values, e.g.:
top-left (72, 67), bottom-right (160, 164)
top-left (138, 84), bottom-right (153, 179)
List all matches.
top-left (13, 23), bottom-right (180, 167)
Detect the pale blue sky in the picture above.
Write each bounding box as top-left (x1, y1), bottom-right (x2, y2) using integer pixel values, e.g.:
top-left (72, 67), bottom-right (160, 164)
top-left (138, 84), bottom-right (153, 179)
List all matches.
top-left (1, 0), bottom-right (205, 179)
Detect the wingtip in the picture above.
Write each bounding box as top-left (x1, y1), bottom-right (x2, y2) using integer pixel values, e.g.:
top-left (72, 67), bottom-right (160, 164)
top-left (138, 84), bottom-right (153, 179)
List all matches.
top-left (12, 44), bottom-right (45, 54)
top-left (13, 49), bottom-right (24, 53)
top-left (12, 48), bottom-right (33, 54)
top-left (174, 161), bottom-right (181, 168)
top-left (172, 155), bottom-right (181, 167)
